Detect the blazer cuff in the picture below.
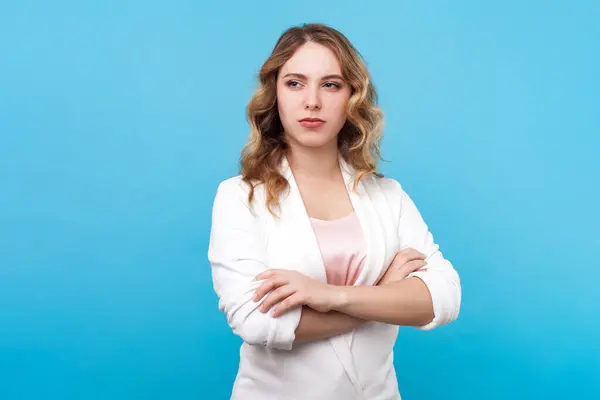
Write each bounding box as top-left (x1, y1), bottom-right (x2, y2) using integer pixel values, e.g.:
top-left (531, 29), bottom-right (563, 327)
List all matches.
top-left (408, 270), bottom-right (453, 330)
top-left (266, 305), bottom-right (303, 350)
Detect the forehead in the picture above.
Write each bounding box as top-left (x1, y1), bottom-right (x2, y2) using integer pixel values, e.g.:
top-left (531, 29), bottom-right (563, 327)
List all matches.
top-left (280, 42), bottom-right (342, 77)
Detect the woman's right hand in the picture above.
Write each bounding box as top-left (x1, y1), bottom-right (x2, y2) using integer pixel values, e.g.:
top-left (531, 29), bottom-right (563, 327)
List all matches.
top-left (377, 248), bottom-right (428, 285)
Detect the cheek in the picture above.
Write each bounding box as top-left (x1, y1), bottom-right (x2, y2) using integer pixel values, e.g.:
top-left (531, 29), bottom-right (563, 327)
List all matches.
top-left (276, 90), bottom-right (296, 120)
top-left (326, 95), bottom-right (350, 122)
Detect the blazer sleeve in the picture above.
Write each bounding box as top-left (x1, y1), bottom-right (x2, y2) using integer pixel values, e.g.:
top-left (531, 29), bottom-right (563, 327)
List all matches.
top-left (207, 178), bottom-right (302, 350)
top-left (395, 181), bottom-right (462, 330)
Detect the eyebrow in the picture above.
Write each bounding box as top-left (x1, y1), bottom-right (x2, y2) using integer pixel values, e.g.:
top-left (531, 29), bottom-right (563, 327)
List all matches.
top-left (282, 73), bottom-right (345, 81)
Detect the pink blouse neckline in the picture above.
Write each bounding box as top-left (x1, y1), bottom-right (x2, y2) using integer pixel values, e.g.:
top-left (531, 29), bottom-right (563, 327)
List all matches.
top-left (309, 211), bottom-right (365, 286)
top-left (309, 211), bottom-right (356, 223)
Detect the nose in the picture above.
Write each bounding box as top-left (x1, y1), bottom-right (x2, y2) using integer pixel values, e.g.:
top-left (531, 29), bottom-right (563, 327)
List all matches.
top-left (304, 86), bottom-right (321, 111)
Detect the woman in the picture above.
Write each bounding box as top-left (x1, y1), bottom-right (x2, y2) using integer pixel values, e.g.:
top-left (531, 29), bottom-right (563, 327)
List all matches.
top-left (208, 23), bottom-right (461, 400)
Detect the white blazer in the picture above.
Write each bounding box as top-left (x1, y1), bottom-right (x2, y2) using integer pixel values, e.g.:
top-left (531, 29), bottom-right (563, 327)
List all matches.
top-left (208, 156), bottom-right (461, 400)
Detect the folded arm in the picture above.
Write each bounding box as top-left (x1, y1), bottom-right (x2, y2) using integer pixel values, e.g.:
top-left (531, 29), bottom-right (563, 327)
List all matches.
top-left (208, 179), bottom-right (363, 350)
top-left (332, 182), bottom-right (461, 329)
top-left (209, 178), bottom-right (460, 352)
top-left (294, 307), bottom-right (363, 342)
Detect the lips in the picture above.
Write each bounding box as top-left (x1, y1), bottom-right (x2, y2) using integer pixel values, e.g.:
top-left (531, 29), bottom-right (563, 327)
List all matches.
top-left (299, 117), bottom-right (324, 122)
top-left (298, 118), bottom-right (325, 129)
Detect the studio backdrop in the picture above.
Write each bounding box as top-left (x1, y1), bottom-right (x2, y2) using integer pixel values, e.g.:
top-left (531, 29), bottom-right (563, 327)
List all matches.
top-left (1, 1), bottom-right (598, 399)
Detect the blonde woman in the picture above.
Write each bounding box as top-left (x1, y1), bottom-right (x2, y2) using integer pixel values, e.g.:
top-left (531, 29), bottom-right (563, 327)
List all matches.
top-left (208, 23), bottom-right (461, 400)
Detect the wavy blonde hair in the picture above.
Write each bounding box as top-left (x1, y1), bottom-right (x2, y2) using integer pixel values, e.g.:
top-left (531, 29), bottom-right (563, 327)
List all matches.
top-left (241, 23), bottom-right (385, 216)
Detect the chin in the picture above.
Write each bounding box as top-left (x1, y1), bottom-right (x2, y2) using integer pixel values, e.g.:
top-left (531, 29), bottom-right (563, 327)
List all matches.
top-left (286, 131), bottom-right (337, 149)
top-left (292, 135), bottom-right (335, 148)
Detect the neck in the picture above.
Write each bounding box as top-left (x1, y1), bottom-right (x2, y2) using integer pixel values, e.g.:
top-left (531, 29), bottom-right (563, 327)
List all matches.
top-left (286, 142), bottom-right (340, 180)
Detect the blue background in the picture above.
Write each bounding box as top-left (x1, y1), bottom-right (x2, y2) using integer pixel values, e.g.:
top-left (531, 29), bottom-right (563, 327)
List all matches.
top-left (1, 1), bottom-right (598, 399)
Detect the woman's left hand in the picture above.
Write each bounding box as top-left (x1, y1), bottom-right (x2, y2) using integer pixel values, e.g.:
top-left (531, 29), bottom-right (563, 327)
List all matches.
top-left (253, 269), bottom-right (344, 317)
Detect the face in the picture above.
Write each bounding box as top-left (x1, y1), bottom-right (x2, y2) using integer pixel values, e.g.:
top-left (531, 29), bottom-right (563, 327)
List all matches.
top-left (276, 42), bottom-right (352, 150)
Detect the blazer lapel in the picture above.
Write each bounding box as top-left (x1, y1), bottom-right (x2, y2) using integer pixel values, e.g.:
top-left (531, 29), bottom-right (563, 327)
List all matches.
top-left (339, 157), bottom-right (387, 287)
top-left (278, 156), bottom-right (328, 282)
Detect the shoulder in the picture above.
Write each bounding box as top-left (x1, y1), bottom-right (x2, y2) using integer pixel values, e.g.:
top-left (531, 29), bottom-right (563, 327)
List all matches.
top-left (360, 174), bottom-right (410, 221)
top-left (212, 175), bottom-right (266, 213)
top-left (214, 175), bottom-right (250, 202)
top-left (215, 175), bottom-right (247, 196)
top-left (362, 173), bottom-right (405, 199)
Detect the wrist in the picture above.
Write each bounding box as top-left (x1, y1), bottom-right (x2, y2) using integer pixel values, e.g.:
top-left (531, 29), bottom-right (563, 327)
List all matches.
top-left (329, 285), bottom-right (350, 311)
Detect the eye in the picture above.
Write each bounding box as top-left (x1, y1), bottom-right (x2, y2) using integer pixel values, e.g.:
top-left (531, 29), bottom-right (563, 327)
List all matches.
top-left (286, 80), bottom-right (302, 88)
top-left (323, 82), bottom-right (341, 89)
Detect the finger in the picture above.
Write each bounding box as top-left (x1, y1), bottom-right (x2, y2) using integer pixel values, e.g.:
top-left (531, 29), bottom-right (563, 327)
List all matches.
top-left (380, 260), bottom-right (404, 282)
top-left (381, 264), bottom-right (398, 280)
top-left (260, 285), bottom-right (297, 313)
top-left (382, 265), bottom-right (404, 283)
top-left (272, 293), bottom-right (304, 318)
top-left (394, 248), bottom-right (426, 266)
top-left (397, 259), bottom-right (427, 279)
top-left (254, 277), bottom-right (288, 301)
top-left (255, 269), bottom-right (279, 281)
top-left (402, 248), bottom-right (427, 260)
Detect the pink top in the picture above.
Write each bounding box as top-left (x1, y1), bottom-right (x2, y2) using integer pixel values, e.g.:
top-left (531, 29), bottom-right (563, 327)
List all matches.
top-left (310, 212), bottom-right (366, 286)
